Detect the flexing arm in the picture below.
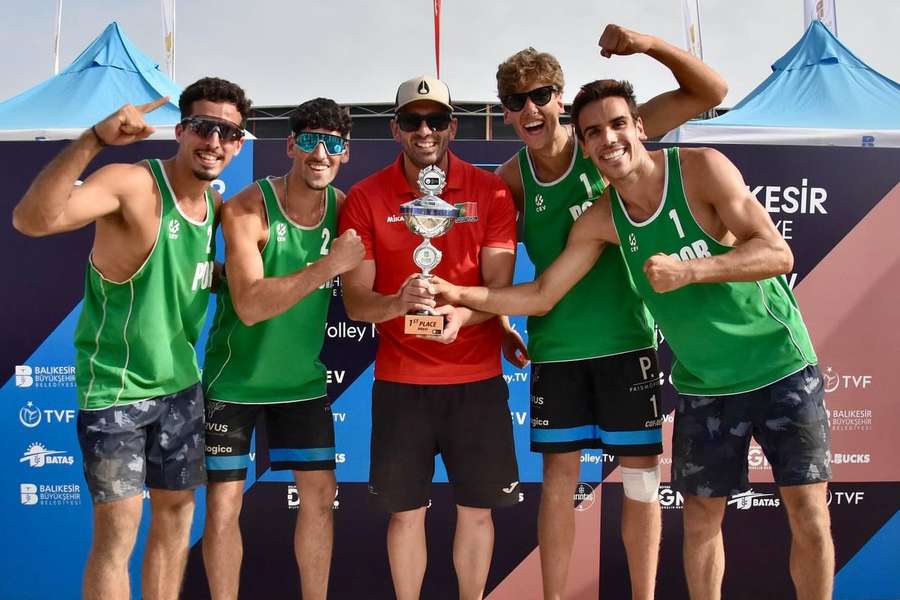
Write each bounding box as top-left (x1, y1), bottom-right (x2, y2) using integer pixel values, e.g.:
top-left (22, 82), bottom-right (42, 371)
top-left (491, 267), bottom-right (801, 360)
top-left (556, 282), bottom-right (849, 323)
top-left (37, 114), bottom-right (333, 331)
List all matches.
top-left (434, 201), bottom-right (615, 316)
top-left (224, 188), bottom-right (364, 326)
top-left (12, 98), bottom-right (169, 236)
top-left (598, 25), bottom-right (728, 138)
top-left (643, 149), bottom-right (792, 292)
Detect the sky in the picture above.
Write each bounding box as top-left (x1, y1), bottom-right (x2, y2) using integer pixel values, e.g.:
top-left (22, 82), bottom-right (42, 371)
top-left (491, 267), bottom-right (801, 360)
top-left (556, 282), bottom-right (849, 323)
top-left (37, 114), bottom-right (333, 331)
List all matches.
top-left (0, 1), bottom-right (897, 109)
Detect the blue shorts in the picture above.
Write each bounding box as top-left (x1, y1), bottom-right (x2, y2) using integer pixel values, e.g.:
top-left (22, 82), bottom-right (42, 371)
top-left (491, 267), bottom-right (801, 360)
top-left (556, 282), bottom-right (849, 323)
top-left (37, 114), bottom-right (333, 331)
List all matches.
top-left (671, 365), bottom-right (831, 497)
top-left (77, 383), bottom-right (206, 503)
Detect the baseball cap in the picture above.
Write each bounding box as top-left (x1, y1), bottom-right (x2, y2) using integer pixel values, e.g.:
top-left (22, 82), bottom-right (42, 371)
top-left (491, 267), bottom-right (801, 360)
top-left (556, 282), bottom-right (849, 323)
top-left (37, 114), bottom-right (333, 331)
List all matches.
top-left (395, 76), bottom-right (453, 112)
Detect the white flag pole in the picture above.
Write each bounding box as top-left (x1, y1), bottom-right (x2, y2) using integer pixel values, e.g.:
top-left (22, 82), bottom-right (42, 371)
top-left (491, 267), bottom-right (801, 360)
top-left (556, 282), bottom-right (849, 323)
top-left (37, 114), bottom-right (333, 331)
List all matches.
top-left (161, 0), bottom-right (176, 79)
top-left (52, 0), bottom-right (63, 75)
top-left (803, 0), bottom-right (838, 35)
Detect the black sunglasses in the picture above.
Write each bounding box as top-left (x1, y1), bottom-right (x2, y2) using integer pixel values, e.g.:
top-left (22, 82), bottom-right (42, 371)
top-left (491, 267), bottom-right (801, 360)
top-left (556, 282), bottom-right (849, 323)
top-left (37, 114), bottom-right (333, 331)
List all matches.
top-left (180, 116), bottom-right (245, 142)
top-left (500, 85), bottom-right (558, 112)
top-left (395, 112), bottom-right (453, 133)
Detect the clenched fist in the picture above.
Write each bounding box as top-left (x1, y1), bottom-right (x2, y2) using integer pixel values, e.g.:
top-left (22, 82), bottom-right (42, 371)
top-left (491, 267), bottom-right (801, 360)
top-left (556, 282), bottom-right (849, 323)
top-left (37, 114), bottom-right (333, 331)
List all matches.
top-left (91, 97), bottom-right (170, 146)
top-left (598, 24), bottom-right (654, 58)
top-left (326, 228), bottom-right (365, 275)
top-left (643, 253), bottom-right (692, 293)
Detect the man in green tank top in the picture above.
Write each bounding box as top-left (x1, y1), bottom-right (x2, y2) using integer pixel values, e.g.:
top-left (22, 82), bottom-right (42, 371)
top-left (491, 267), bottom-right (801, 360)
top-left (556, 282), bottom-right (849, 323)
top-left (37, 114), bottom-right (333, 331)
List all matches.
top-left (201, 98), bottom-right (363, 600)
top-left (435, 80), bottom-right (833, 600)
top-left (487, 25), bottom-right (726, 599)
top-left (13, 78), bottom-right (250, 600)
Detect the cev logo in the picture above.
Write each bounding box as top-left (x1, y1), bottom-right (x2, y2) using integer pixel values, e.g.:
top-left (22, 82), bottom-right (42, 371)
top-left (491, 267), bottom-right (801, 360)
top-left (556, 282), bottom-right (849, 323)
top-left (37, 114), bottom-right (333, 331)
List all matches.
top-left (168, 219), bottom-right (180, 239)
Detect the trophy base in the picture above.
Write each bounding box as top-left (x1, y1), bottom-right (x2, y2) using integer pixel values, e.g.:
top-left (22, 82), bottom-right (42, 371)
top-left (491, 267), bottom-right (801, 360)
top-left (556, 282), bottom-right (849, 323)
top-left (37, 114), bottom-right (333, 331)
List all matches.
top-left (404, 313), bottom-right (445, 336)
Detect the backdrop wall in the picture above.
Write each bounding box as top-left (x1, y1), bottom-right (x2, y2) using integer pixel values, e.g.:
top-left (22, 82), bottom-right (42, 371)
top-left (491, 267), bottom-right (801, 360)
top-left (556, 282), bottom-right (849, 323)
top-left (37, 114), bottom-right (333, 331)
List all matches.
top-left (1, 139), bottom-right (897, 599)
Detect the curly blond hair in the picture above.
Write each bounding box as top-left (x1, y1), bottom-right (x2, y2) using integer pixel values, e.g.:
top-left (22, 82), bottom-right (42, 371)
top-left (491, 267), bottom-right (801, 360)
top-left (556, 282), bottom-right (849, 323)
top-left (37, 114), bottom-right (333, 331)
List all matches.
top-left (496, 48), bottom-right (565, 98)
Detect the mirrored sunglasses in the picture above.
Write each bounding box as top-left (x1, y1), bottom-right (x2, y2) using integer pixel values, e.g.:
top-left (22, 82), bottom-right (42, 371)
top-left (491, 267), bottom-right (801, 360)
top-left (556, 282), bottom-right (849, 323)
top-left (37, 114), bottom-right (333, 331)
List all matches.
top-left (395, 112), bottom-right (453, 133)
top-left (294, 131), bottom-right (349, 155)
top-left (500, 85), bottom-right (558, 112)
top-left (180, 116), bottom-right (244, 142)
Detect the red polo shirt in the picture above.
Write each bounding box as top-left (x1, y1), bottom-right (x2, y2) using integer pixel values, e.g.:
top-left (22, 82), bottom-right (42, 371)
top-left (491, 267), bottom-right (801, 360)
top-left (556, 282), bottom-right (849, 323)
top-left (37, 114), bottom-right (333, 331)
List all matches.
top-left (339, 151), bottom-right (516, 385)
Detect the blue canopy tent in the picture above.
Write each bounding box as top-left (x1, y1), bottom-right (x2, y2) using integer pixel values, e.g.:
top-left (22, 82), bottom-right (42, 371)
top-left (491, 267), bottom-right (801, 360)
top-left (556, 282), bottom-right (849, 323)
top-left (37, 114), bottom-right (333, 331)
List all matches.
top-left (0, 22), bottom-right (182, 140)
top-left (663, 20), bottom-right (900, 147)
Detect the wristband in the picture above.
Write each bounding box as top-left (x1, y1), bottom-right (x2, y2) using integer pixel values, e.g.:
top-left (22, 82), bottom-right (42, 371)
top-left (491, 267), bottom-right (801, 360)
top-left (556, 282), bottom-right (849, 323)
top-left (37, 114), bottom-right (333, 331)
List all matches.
top-left (91, 125), bottom-right (107, 147)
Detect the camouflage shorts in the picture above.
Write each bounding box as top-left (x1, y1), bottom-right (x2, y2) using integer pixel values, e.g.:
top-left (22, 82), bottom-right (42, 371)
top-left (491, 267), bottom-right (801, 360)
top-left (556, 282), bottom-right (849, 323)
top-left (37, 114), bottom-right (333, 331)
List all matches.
top-left (77, 383), bottom-right (206, 503)
top-left (671, 365), bottom-right (831, 497)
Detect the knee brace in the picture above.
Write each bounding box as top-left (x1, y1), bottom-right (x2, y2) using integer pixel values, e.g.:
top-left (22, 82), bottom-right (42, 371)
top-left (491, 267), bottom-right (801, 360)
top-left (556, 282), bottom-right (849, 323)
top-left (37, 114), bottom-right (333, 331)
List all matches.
top-left (620, 465), bottom-right (661, 503)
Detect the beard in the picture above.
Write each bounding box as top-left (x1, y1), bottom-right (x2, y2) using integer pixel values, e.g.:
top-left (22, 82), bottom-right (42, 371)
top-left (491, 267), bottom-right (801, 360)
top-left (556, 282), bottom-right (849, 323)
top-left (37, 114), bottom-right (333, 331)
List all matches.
top-left (191, 167), bottom-right (219, 182)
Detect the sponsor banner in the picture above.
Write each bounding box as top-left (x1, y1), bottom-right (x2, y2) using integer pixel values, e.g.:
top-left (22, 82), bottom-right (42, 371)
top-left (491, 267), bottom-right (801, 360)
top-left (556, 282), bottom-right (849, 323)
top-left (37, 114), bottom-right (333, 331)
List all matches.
top-left (2, 140), bottom-right (898, 599)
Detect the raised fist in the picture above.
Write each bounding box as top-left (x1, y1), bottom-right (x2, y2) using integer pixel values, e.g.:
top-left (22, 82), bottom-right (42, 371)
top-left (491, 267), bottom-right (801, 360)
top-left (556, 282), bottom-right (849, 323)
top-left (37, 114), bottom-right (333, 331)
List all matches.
top-left (327, 228), bottom-right (365, 275)
top-left (598, 24), bottom-right (653, 58)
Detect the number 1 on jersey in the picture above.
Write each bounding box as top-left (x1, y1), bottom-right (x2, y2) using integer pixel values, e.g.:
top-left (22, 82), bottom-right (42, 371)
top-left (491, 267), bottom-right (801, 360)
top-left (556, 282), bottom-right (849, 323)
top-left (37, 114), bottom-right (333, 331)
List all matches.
top-left (668, 209), bottom-right (686, 239)
top-left (579, 172), bottom-right (594, 198)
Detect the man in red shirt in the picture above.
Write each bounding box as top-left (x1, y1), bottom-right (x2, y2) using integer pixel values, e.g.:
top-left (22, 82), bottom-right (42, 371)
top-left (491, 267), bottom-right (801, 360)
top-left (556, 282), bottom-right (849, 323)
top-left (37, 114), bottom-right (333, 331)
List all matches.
top-left (340, 76), bottom-right (523, 600)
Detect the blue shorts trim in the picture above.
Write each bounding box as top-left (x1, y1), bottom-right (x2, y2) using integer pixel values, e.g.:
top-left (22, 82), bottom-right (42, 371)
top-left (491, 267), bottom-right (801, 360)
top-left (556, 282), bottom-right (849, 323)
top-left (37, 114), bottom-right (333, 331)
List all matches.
top-left (206, 455), bottom-right (251, 470)
top-left (531, 425), bottom-right (662, 446)
top-left (269, 447), bottom-right (335, 462)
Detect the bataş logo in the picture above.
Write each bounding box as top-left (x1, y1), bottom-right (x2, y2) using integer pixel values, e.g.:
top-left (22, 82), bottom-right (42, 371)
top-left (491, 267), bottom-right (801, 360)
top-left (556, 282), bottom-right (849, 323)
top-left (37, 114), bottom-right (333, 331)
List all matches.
top-left (727, 490), bottom-right (781, 511)
top-left (20, 443), bottom-right (74, 467)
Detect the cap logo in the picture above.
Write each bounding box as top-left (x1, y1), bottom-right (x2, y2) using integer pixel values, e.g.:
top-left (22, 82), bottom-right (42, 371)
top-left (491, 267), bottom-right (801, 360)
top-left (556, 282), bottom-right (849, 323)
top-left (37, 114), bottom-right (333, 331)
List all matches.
top-left (417, 80), bottom-right (430, 95)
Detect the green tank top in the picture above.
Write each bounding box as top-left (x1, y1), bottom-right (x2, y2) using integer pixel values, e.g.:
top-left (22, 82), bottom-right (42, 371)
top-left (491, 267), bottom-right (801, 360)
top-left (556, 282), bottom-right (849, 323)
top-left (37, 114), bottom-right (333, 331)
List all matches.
top-left (519, 142), bottom-right (655, 363)
top-left (74, 159), bottom-right (215, 410)
top-left (203, 178), bottom-right (336, 404)
top-left (609, 147), bottom-right (817, 395)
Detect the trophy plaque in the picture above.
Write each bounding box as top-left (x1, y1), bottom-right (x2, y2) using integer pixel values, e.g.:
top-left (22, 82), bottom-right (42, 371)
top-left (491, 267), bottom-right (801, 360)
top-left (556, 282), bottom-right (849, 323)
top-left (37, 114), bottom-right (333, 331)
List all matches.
top-left (400, 165), bottom-right (459, 335)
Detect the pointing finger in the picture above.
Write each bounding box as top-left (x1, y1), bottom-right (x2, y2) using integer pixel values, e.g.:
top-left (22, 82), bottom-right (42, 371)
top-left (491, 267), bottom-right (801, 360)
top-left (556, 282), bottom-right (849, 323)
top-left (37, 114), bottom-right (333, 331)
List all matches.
top-left (137, 96), bottom-right (171, 114)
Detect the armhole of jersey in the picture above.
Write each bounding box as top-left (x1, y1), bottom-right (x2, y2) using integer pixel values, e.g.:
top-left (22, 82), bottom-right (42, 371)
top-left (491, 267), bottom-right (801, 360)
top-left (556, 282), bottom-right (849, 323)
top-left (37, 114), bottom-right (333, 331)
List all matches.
top-left (257, 179), bottom-right (273, 253)
top-left (516, 149), bottom-right (530, 234)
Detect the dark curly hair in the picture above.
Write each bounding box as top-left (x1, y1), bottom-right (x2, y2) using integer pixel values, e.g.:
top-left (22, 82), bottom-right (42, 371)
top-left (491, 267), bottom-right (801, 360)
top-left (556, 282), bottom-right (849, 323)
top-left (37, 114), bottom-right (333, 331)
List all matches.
top-left (179, 77), bottom-right (252, 124)
top-left (570, 79), bottom-right (640, 141)
top-left (290, 98), bottom-right (352, 138)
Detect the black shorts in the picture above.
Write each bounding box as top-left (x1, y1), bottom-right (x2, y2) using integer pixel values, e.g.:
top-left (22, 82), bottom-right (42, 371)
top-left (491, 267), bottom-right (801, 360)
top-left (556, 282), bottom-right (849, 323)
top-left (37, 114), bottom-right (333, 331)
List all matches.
top-left (369, 376), bottom-right (520, 512)
top-left (205, 396), bottom-right (336, 482)
top-left (671, 364), bottom-right (831, 497)
top-left (529, 349), bottom-right (663, 456)
top-left (77, 383), bottom-right (206, 503)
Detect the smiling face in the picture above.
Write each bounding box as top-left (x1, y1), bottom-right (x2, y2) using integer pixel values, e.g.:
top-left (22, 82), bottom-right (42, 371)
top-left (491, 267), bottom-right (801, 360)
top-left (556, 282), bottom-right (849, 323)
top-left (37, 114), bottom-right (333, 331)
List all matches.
top-left (175, 99), bottom-right (244, 181)
top-left (390, 99), bottom-right (457, 170)
top-left (502, 79), bottom-right (565, 151)
top-left (576, 95), bottom-right (647, 182)
top-left (287, 128), bottom-right (349, 191)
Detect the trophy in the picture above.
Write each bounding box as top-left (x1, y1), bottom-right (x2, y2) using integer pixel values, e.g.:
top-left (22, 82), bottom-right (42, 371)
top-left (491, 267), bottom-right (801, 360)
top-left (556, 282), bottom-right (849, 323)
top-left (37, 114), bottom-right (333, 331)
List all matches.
top-left (400, 165), bottom-right (459, 335)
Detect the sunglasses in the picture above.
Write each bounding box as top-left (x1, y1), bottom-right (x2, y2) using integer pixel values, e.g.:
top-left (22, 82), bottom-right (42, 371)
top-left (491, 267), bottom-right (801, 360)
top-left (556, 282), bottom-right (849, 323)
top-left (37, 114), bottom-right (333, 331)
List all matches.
top-left (395, 112), bottom-right (453, 133)
top-left (500, 85), bottom-right (558, 112)
top-left (294, 131), bottom-right (349, 155)
top-left (180, 116), bottom-right (245, 142)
